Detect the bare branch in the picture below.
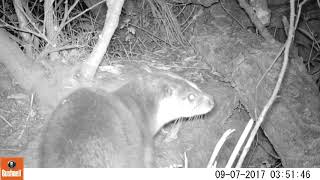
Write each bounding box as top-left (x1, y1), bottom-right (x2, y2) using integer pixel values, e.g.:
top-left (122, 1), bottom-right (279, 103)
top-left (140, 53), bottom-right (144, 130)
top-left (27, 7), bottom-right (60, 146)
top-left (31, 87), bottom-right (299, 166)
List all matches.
top-left (58, 0), bottom-right (106, 34)
top-left (0, 19), bottom-right (52, 44)
top-left (236, 0), bottom-right (297, 167)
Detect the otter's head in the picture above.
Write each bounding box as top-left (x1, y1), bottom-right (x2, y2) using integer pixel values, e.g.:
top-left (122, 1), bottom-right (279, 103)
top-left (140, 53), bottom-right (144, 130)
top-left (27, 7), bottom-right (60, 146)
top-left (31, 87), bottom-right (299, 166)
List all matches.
top-left (145, 72), bottom-right (214, 135)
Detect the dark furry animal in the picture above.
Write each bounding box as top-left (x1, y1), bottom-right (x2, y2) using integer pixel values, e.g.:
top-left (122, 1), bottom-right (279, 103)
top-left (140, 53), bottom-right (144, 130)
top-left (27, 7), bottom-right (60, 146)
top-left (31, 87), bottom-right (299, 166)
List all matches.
top-left (40, 71), bottom-right (214, 167)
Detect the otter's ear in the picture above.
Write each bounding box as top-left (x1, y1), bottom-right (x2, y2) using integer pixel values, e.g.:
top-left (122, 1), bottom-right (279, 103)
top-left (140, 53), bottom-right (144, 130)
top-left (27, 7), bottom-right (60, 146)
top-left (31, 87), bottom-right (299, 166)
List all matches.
top-left (163, 84), bottom-right (173, 96)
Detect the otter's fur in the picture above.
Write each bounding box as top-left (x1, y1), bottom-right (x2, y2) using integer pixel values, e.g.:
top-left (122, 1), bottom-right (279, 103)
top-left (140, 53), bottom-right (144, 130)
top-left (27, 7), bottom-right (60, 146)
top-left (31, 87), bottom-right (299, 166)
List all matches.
top-left (40, 72), bottom-right (214, 167)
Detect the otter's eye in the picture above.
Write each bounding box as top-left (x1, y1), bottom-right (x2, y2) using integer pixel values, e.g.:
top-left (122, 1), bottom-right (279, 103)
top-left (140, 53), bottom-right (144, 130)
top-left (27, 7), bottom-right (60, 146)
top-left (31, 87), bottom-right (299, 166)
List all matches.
top-left (188, 94), bottom-right (196, 102)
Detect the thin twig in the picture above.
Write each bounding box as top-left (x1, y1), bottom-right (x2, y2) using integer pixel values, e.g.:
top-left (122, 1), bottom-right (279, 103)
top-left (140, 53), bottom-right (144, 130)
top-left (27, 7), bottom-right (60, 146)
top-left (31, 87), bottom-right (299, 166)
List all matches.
top-left (181, 5), bottom-right (196, 33)
top-left (184, 152), bottom-right (188, 168)
top-left (36, 44), bottom-right (85, 60)
top-left (226, 118), bottom-right (254, 168)
top-left (106, 59), bottom-right (211, 70)
top-left (0, 19), bottom-right (51, 44)
top-left (59, 0), bottom-right (106, 33)
top-left (58, 0), bottom-right (80, 34)
top-left (236, 0), bottom-right (296, 167)
top-left (294, 0), bottom-right (310, 30)
top-left (0, 148), bottom-right (20, 152)
top-left (207, 129), bottom-right (235, 168)
top-left (254, 45), bottom-right (285, 120)
top-left (16, 2), bottom-right (43, 35)
top-left (0, 114), bottom-right (13, 128)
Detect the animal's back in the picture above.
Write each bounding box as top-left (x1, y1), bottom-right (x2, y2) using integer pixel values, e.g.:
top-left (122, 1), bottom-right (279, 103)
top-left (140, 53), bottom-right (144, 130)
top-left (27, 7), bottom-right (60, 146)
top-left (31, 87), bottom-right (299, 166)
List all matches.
top-left (40, 88), bottom-right (148, 167)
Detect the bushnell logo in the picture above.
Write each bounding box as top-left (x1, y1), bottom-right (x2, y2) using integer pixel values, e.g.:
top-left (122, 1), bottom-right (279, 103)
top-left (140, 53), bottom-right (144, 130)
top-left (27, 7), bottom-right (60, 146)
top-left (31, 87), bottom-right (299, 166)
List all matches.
top-left (0, 157), bottom-right (24, 180)
top-left (7, 160), bottom-right (16, 169)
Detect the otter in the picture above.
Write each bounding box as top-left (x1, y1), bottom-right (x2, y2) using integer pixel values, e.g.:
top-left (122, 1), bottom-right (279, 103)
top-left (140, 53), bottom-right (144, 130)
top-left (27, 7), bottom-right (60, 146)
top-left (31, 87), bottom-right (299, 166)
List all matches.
top-left (40, 71), bottom-right (214, 167)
